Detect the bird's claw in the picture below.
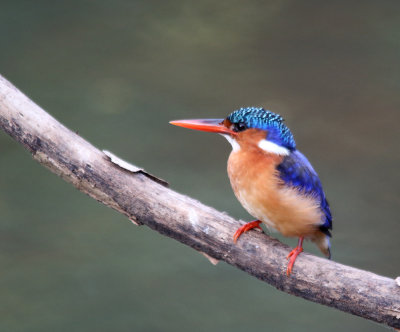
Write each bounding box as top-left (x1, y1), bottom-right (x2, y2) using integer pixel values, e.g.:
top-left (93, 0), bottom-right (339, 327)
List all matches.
top-left (286, 246), bottom-right (303, 276)
top-left (233, 220), bottom-right (262, 243)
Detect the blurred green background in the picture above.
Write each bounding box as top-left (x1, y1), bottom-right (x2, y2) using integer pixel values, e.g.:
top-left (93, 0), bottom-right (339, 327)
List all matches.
top-left (0, 1), bottom-right (399, 331)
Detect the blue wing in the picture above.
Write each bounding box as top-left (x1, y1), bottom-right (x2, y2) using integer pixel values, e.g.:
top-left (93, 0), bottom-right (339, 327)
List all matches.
top-left (276, 150), bottom-right (332, 236)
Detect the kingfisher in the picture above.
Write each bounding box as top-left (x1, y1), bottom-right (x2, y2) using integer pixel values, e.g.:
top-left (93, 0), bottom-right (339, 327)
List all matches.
top-left (170, 107), bottom-right (332, 275)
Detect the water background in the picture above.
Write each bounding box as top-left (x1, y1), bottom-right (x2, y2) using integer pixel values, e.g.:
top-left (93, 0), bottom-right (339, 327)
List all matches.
top-left (0, 1), bottom-right (399, 331)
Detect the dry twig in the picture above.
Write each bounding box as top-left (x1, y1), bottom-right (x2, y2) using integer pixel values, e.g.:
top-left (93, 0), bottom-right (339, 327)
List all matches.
top-left (0, 74), bottom-right (399, 329)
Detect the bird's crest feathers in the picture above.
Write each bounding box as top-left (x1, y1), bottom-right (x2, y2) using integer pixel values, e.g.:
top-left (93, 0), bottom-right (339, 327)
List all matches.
top-left (227, 107), bottom-right (296, 150)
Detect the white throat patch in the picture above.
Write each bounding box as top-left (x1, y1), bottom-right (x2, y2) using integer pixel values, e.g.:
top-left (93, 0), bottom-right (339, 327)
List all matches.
top-left (258, 139), bottom-right (289, 155)
top-left (221, 134), bottom-right (240, 152)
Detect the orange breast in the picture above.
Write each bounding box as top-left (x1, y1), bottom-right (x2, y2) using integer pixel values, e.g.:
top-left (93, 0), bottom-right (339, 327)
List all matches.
top-left (227, 148), bottom-right (323, 238)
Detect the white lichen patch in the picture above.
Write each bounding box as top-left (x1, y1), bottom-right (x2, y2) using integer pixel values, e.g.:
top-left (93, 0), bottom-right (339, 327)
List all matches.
top-left (202, 225), bottom-right (210, 234)
top-left (188, 208), bottom-right (199, 227)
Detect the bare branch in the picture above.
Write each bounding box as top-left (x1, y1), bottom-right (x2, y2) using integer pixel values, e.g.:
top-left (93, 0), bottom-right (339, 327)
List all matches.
top-left (0, 74), bottom-right (399, 329)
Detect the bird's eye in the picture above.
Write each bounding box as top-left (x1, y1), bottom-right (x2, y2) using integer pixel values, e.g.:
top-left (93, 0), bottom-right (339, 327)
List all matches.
top-left (233, 122), bottom-right (247, 132)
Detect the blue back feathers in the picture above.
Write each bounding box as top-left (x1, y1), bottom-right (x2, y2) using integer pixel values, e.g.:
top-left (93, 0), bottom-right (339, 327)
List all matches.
top-left (228, 107), bottom-right (332, 235)
top-left (277, 151), bottom-right (332, 236)
top-left (227, 107), bottom-right (296, 150)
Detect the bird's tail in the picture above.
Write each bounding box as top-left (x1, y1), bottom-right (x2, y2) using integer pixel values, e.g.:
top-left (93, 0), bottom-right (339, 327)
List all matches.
top-left (312, 232), bottom-right (331, 259)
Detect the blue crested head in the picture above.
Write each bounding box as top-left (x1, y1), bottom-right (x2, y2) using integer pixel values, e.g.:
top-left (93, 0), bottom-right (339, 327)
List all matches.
top-left (227, 107), bottom-right (296, 150)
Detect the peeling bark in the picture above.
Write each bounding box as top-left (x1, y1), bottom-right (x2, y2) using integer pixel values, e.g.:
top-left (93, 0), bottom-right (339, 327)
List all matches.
top-left (0, 74), bottom-right (399, 329)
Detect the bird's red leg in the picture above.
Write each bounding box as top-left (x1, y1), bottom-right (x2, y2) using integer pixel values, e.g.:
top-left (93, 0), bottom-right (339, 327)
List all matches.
top-left (286, 237), bottom-right (304, 276)
top-left (233, 220), bottom-right (262, 243)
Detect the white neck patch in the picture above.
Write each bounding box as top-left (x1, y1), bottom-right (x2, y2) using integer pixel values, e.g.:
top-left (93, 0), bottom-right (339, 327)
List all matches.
top-left (221, 134), bottom-right (240, 152)
top-left (258, 139), bottom-right (289, 155)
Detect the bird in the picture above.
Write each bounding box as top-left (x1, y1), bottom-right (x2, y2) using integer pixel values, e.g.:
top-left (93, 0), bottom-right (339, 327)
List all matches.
top-left (170, 107), bottom-right (332, 275)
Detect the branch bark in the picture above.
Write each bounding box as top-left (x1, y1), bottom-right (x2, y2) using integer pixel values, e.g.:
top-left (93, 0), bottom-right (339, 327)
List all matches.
top-left (0, 74), bottom-right (399, 329)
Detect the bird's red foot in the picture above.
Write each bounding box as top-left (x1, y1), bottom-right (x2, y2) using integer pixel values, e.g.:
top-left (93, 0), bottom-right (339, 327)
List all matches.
top-left (286, 237), bottom-right (304, 276)
top-left (233, 220), bottom-right (262, 243)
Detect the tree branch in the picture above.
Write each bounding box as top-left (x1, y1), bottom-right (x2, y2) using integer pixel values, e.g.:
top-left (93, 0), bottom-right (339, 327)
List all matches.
top-left (0, 74), bottom-right (399, 329)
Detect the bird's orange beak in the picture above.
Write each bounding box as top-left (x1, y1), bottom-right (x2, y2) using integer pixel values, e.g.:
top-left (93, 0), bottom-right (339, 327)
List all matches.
top-left (169, 119), bottom-right (236, 136)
